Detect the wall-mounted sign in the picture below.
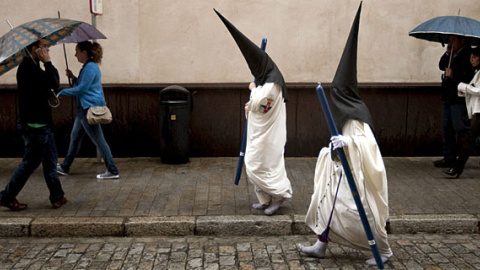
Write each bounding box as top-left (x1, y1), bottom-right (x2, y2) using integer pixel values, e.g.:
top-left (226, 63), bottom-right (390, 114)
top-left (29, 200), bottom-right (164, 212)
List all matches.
top-left (90, 0), bottom-right (103, 15)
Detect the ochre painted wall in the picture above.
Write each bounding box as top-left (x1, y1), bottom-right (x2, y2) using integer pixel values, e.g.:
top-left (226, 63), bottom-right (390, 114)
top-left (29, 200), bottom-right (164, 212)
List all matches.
top-left (0, 1), bottom-right (478, 85)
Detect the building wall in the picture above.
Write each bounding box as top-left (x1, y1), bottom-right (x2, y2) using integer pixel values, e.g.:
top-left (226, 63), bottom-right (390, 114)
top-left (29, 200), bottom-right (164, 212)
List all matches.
top-left (0, 1), bottom-right (478, 85)
top-left (0, 1), bottom-right (476, 157)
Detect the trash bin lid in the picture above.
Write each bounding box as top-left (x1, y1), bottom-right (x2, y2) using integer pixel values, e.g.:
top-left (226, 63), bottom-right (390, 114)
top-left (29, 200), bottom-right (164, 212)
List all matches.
top-left (160, 85), bottom-right (190, 101)
top-left (160, 100), bottom-right (189, 104)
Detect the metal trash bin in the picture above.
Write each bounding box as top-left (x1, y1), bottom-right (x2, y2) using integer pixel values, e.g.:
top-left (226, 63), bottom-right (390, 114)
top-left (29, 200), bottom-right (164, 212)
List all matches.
top-left (159, 85), bottom-right (192, 164)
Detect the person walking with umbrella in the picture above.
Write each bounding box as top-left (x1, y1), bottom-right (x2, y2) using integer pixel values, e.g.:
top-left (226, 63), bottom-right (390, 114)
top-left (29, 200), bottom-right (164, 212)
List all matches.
top-left (437, 35), bottom-right (474, 177)
top-left (0, 39), bottom-right (67, 211)
top-left (408, 15), bottom-right (479, 174)
top-left (56, 41), bottom-right (119, 179)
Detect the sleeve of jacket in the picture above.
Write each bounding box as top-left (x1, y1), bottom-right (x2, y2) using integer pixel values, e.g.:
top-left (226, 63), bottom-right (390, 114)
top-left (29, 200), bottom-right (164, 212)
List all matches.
top-left (43, 62), bottom-right (60, 91)
top-left (439, 52), bottom-right (450, 72)
top-left (58, 65), bottom-right (95, 96)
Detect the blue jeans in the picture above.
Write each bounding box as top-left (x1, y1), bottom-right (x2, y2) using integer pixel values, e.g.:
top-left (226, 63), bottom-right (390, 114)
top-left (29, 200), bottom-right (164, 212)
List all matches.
top-left (0, 125), bottom-right (64, 204)
top-left (441, 103), bottom-right (470, 165)
top-left (60, 108), bottom-right (118, 175)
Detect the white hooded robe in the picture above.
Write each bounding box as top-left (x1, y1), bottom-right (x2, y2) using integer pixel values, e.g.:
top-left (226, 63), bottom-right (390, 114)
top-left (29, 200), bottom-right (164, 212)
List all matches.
top-left (305, 120), bottom-right (392, 257)
top-left (245, 82), bottom-right (292, 204)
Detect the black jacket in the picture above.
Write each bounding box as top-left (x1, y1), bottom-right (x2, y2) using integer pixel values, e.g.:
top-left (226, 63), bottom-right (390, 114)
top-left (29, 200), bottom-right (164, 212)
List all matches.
top-left (439, 47), bottom-right (475, 105)
top-left (16, 57), bottom-right (60, 126)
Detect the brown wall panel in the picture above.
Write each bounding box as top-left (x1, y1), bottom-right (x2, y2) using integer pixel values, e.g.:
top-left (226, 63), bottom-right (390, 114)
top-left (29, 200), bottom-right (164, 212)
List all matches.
top-left (0, 83), bottom-right (445, 158)
top-left (125, 90), bottom-right (160, 157)
top-left (52, 96), bottom-right (76, 156)
top-left (103, 89), bottom-right (130, 157)
top-left (362, 86), bottom-right (409, 156)
top-left (189, 86), bottom-right (241, 157)
top-left (288, 85), bottom-right (329, 157)
top-left (0, 90), bottom-right (21, 157)
top-left (404, 85), bottom-right (443, 156)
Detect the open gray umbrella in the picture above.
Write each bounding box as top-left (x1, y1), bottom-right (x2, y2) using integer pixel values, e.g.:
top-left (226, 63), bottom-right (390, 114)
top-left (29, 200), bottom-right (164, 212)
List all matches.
top-left (409, 15), bottom-right (480, 46)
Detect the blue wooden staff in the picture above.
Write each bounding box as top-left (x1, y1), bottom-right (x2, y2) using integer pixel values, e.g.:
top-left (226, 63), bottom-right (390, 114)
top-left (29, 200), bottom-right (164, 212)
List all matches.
top-left (315, 83), bottom-right (384, 269)
top-left (234, 37), bottom-right (267, 185)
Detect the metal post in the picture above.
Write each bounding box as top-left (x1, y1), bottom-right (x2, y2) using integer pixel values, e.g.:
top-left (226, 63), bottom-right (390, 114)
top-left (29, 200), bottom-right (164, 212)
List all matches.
top-left (91, 13), bottom-right (102, 163)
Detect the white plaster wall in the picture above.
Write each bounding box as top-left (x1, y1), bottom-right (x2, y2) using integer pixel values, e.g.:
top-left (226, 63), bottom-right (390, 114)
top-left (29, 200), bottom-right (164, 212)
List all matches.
top-left (0, 0), bottom-right (478, 85)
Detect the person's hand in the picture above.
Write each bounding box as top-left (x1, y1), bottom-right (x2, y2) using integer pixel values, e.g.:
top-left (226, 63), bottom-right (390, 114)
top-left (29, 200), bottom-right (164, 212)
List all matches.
top-left (245, 102), bottom-right (250, 112)
top-left (36, 47), bottom-right (51, 63)
top-left (446, 43), bottom-right (452, 54)
top-left (331, 135), bottom-right (348, 150)
top-left (249, 82), bottom-right (256, 91)
top-left (65, 69), bottom-right (75, 78)
top-left (244, 102), bottom-right (250, 119)
top-left (445, 67), bottom-right (453, 78)
top-left (458, 82), bottom-right (468, 94)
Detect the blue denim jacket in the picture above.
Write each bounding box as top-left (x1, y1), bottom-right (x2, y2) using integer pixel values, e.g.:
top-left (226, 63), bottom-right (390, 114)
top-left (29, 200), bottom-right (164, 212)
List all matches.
top-left (58, 61), bottom-right (106, 109)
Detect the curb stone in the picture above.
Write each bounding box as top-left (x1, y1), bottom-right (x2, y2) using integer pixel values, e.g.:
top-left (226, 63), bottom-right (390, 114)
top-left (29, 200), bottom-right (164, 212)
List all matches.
top-left (0, 214), bottom-right (478, 237)
top-left (0, 217), bottom-right (31, 237)
top-left (387, 214), bottom-right (479, 234)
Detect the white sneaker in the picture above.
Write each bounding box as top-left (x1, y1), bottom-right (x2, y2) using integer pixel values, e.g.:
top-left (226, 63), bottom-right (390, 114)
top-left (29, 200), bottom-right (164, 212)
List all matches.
top-left (57, 164), bottom-right (68, 176)
top-left (96, 171), bottom-right (119, 179)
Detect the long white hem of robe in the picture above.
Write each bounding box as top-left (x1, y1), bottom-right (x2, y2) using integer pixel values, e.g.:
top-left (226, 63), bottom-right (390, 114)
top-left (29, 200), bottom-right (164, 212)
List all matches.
top-left (305, 120), bottom-right (392, 257)
top-left (245, 82), bottom-right (292, 205)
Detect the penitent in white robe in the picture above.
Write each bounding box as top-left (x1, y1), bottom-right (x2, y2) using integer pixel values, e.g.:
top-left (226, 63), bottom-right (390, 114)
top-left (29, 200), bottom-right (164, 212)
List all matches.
top-left (245, 82), bottom-right (292, 205)
top-left (305, 120), bottom-right (392, 257)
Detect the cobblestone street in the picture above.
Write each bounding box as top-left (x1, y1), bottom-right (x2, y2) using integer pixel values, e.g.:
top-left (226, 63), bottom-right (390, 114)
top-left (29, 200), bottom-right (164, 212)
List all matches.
top-left (1, 234), bottom-right (480, 269)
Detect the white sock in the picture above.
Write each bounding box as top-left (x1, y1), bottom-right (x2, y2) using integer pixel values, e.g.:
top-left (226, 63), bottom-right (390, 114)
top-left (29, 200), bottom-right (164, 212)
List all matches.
top-left (252, 203), bottom-right (269, 210)
top-left (297, 240), bottom-right (327, 258)
top-left (264, 199), bottom-right (284, 215)
top-left (365, 255), bottom-right (391, 266)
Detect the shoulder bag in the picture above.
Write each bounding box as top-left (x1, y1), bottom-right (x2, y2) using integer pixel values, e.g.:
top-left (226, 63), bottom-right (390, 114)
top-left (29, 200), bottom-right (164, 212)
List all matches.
top-left (87, 106), bottom-right (112, 125)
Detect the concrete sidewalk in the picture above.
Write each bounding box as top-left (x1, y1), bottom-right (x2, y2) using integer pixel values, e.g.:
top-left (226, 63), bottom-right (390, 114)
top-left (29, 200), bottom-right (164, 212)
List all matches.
top-left (0, 157), bottom-right (478, 237)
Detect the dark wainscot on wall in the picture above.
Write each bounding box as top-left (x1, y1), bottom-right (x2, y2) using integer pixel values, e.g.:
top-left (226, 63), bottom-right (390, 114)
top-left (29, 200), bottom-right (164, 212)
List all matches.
top-left (0, 83), bottom-right (443, 158)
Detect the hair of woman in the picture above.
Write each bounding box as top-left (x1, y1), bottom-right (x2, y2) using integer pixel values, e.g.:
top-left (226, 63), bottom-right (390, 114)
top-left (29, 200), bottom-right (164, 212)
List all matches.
top-left (77, 41), bottom-right (103, 64)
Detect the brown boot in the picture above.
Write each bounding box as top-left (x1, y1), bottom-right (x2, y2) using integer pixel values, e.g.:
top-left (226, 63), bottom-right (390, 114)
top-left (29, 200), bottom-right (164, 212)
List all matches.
top-left (52, 197), bottom-right (67, 209)
top-left (0, 199), bottom-right (28, 211)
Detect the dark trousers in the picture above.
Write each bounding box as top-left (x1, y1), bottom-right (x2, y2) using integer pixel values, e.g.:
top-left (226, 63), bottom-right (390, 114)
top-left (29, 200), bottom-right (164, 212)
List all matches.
top-left (471, 114), bottom-right (480, 152)
top-left (0, 125), bottom-right (64, 204)
top-left (442, 103), bottom-right (470, 167)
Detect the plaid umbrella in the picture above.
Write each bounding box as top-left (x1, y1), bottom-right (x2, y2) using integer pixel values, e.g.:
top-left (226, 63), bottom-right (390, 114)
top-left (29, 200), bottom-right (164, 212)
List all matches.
top-left (0, 18), bottom-right (106, 76)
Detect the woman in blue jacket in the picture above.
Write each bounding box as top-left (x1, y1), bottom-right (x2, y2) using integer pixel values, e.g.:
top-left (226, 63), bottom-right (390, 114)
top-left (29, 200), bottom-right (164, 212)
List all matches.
top-left (57, 41), bottom-right (119, 179)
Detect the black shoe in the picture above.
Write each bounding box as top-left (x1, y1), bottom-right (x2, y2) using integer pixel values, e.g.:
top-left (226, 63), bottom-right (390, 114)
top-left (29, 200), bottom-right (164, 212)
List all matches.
top-left (434, 159), bottom-right (454, 168)
top-left (444, 167), bottom-right (463, 179)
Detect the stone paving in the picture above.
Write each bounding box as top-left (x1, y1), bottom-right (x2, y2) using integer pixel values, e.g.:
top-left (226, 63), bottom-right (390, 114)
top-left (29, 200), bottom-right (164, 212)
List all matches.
top-left (0, 156), bottom-right (478, 218)
top-left (1, 234), bottom-right (480, 269)
top-left (0, 157), bottom-right (479, 237)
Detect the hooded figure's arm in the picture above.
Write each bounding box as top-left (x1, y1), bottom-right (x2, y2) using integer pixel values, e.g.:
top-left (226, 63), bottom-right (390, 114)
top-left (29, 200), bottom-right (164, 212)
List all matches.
top-left (246, 82), bottom-right (279, 114)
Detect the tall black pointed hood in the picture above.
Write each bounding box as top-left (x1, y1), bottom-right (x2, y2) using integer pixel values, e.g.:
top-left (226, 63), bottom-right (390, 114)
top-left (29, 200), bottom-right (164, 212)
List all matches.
top-left (330, 2), bottom-right (373, 132)
top-left (214, 9), bottom-right (288, 102)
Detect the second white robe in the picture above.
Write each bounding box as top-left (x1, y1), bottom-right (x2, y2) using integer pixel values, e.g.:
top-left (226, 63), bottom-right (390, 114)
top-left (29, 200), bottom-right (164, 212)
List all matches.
top-left (245, 82), bottom-right (292, 204)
